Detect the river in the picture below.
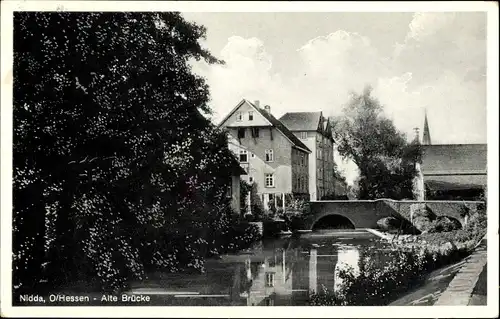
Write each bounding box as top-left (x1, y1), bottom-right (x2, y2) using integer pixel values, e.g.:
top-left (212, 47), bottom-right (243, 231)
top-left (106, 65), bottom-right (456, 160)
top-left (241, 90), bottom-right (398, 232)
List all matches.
top-left (129, 229), bottom-right (393, 306)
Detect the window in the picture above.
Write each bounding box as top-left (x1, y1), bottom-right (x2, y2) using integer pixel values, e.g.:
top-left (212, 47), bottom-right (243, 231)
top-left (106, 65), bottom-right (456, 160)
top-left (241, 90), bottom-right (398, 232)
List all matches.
top-left (300, 154), bottom-right (305, 166)
top-left (251, 127), bottom-right (259, 138)
top-left (238, 128), bottom-right (245, 138)
top-left (227, 185), bottom-right (232, 198)
top-left (249, 176), bottom-right (254, 183)
top-left (249, 111), bottom-right (254, 121)
top-left (265, 149), bottom-right (274, 162)
top-left (300, 132), bottom-right (307, 139)
top-left (239, 150), bottom-right (248, 163)
top-left (236, 112), bottom-right (242, 121)
top-left (251, 153), bottom-right (255, 158)
top-left (265, 173), bottom-right (275, 187)
top-left (265, 272), bottom-right (275, 287)
top-left (317, 149), bottom-right (323, 159)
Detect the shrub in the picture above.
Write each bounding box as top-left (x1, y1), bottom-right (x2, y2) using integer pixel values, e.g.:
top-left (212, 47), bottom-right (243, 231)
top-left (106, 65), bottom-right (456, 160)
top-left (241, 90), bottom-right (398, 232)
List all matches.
top-left (411, 205), bottom-right (437, 232)
top-left (427, 216), bottom-right (462, 233)
top-left (309, 243), bottom-right (470, 306)
top-left (209, 215), bottom-right (262, 256)
top-left (239, 180), bottom-right (252, 212)
top-left (281, 198), bottom-right (311, 231)
top-left (376, 217), bottom-right (400, 231)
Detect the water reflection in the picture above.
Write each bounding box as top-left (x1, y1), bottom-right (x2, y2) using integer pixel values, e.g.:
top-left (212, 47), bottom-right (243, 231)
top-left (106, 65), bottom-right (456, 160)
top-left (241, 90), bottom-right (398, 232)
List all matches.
top-left (130, 230), bottom-right (388, 306)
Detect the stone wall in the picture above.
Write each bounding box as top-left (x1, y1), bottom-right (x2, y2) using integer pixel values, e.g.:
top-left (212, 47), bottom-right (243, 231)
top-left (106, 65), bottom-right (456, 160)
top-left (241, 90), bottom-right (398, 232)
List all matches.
top-left (307, 199), bottom-right (485, 230)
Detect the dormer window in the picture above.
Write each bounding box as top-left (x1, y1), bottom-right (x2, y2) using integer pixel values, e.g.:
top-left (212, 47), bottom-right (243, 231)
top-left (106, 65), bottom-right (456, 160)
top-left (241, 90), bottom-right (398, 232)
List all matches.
top-left (249, 111), bottom-right (254, 121)
top-left (300, 132), bottom-right (307, 140)
top-left (236, 112), bottom-right (242, 122)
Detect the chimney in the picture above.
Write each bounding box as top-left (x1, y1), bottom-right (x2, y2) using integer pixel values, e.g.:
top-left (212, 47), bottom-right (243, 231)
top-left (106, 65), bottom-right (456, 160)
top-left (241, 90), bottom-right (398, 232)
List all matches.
top-left (264, 105), bottom-right (271, 113)
top-left (254, 100), bottom-right (260, 108)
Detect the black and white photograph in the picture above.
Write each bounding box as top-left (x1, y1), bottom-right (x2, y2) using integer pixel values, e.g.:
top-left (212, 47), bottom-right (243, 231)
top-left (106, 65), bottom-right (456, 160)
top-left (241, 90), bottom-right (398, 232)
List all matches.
top-left (1, 1), bottom-right (498, 318)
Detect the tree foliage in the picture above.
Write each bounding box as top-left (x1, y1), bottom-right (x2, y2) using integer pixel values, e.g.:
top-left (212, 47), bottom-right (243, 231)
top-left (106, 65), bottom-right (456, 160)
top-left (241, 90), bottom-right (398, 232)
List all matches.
top-left (333, 86), bottom-right (422, 199)
top-left (13, 12), bottom-right (254, 295)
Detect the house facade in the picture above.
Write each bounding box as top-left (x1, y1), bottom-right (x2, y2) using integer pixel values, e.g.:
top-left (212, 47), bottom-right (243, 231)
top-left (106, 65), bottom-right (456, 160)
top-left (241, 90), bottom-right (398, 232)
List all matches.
top-left (227, 157), bottom-right (247, 215)
top-left (219, 99), bottom-right (311, 213)
top-left (279, 112), bottom-right (340, 200)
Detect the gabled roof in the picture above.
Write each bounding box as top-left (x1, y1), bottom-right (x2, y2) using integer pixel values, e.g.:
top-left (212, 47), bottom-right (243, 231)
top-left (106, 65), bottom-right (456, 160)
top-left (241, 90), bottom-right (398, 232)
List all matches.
top-left (421, 144), bottom-right (487, 175)
top-left (247, 101), bottom-right (311, 154)
top-left (219, 99), bottom-right (311, 154)
top-left (279, 112), bottom-right (322, 131)
top-left (217, 99), bottom-right (273, 128)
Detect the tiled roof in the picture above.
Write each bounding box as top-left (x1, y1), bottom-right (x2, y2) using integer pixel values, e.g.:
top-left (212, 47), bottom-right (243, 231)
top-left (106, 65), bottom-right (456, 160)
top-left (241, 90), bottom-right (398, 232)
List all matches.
top-left (421, 144), bottom-right (487, 174)
top-left (247, 101), bottom-right (311, 153)
top-left (279, 112), bottom-right (322, 131)
top-left (425, 175), bottom-right (486, 190)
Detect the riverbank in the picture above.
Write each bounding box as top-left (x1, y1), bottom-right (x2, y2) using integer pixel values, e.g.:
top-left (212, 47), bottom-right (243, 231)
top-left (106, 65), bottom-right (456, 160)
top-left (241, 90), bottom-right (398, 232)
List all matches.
top-left (308, 219), bottom-right (487, 306)
top-left (389, 238), bottom-right (487, 306)
top-left (435, 238), bottom-right (487, 305)
top-left (368, 224), bottom-right (487, 306)
top-left (389, 258), bottom-right (466, 305)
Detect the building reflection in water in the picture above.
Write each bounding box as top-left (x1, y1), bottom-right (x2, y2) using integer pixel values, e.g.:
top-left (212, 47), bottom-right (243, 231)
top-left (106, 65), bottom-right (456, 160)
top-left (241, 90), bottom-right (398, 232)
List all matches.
top-left (229, 240), bottom-right (362, 306)
top-left (334, 247), bottom-right (360, 294)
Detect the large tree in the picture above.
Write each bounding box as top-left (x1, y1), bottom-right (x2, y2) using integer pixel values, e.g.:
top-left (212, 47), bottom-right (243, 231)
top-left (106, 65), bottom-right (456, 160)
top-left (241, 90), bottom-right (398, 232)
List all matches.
top-left (333, 86), bottom-right (422, 200)
top-left (13, 12), bottom-right (244, 295)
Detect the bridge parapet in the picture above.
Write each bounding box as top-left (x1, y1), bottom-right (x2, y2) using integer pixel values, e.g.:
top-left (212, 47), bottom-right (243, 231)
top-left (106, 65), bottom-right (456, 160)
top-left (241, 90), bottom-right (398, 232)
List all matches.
top-left (306, 199), bottom-right (485, 230)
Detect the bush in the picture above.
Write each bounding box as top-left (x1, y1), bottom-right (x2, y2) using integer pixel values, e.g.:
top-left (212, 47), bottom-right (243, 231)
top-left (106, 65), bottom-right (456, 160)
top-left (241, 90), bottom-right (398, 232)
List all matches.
top-left (376, 217), bottom-right (400, 231)
top-left (466, 209), bottom-right (487, 233)
top-left (309, 243), bottom-right (470, 306)
top-left (281, 198), bottom-right (311, 231)
top-left (208, 215), bottom-right (262, 256)
top-left (427, 216), bottom-right (462, 233)
top-left (410, 205), bottom-right (437, 232)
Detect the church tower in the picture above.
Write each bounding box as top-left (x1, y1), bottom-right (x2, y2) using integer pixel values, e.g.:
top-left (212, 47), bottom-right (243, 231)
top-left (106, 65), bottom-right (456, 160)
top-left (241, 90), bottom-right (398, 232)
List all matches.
top-left (422, 109), bottom-right (431, 145)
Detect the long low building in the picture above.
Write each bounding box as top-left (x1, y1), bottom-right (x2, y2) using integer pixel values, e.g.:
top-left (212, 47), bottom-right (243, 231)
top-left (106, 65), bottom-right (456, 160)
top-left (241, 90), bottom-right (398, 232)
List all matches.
top-left (418, 111), bottom-right (487, 200)
top-left (421, 143), bottom-right (487, 200)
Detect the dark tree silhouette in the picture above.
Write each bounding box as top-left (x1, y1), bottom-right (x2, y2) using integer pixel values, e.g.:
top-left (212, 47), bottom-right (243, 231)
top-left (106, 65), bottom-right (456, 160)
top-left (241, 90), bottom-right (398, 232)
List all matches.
top-left (13, 12), bottom-right (250, 295)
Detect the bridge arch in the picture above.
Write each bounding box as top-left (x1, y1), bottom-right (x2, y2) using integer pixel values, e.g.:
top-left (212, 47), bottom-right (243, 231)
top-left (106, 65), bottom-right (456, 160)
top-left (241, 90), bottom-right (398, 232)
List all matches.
top-left (311, 214), bottom-right (356, 230)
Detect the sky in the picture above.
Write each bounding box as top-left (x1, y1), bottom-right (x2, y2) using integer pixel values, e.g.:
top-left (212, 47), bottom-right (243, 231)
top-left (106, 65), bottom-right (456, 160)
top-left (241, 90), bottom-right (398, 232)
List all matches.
top-left (182, 12), bottom-right (487, 184)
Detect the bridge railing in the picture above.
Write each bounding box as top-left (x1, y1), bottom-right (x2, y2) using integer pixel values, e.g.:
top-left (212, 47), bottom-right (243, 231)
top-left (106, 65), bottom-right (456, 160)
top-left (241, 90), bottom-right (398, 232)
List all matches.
top-left (310, 198), bottom-right (485, 204)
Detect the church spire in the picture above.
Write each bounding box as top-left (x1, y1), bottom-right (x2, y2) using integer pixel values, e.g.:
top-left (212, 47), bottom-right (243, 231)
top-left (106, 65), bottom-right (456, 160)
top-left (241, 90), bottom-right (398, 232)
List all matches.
top-left (422, 109), bottom-right (431, 145)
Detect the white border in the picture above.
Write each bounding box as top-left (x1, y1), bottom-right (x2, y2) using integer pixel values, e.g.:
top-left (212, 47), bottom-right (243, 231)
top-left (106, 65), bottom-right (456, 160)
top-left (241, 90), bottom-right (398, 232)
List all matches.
top-left (1, 1), bottom-right (498, 318)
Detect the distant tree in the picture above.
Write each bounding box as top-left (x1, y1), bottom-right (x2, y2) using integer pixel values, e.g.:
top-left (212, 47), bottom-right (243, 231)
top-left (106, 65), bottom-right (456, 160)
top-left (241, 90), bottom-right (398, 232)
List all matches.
top-left (13, 12), bottom-right (242, 295)
top-left (333, 86), bottom-right (422, 200)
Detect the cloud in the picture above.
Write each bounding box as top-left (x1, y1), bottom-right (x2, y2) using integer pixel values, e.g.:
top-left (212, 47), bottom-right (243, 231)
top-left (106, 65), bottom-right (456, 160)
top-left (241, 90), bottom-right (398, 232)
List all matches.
top-left (191, 13), bottom-right (486, 184)
top-left (406, 12), bottom-right (457, 42)
top-left (191, 36), bottom-right (289, 124)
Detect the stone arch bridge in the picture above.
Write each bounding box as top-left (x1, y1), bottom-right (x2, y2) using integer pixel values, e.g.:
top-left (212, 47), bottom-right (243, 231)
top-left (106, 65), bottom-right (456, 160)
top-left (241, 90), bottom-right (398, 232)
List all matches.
top-left (305, 199), bottom-right (484, 230)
